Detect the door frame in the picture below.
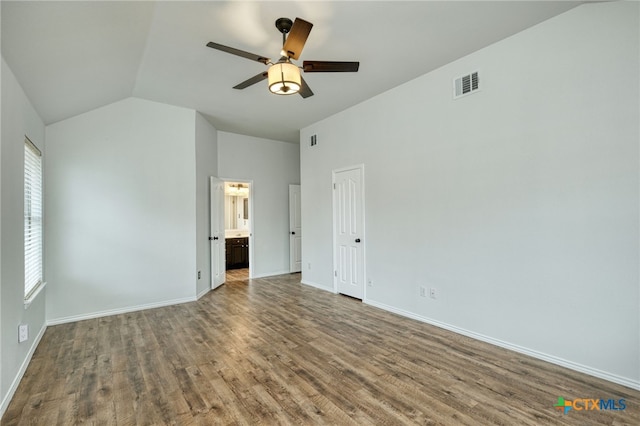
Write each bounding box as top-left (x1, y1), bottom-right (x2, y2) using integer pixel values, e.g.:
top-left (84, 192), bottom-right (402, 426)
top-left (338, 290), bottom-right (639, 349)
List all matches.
top-left (221, 178), bottom-right (254, 279)
top-left (332, 164), bottom-right (366, 299)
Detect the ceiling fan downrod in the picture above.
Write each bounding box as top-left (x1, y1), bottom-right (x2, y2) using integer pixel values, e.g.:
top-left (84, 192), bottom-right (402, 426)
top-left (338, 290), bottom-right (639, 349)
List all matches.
top-left (275, 17), bottom-right (293, 47)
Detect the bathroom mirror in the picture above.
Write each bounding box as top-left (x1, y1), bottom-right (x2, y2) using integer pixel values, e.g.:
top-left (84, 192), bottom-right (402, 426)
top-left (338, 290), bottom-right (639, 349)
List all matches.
top-left (224, 183), bottom-right (250, 231)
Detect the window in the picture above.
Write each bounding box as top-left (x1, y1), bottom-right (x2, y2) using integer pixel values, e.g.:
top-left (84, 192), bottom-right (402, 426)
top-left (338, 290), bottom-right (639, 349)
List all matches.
top-left (24, 137), bottom-right (43, 299)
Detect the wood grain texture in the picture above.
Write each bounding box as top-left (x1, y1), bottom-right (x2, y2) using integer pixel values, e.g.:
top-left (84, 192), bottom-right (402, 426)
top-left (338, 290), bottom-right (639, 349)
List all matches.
top-left (2, 272), bottom-right (638, 425)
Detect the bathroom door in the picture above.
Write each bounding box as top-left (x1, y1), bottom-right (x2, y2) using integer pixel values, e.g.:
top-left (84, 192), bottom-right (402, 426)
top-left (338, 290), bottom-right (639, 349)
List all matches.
top-left (210, 176), bottom-right (225, 289)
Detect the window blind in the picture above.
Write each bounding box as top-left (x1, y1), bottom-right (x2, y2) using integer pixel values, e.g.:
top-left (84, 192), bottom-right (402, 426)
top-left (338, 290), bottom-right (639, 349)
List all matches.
top-left (24, 138), bottom-right (43, 298)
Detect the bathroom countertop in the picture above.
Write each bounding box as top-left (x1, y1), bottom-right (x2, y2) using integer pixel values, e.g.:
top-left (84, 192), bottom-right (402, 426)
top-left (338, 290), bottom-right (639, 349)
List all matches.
top-left (225, 230), bottom-right (250, 238)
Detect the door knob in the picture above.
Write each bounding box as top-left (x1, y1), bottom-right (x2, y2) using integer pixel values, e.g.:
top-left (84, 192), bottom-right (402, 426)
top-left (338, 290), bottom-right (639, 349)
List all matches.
top-left (209, 236), bottom-right (219, 241)
top-left (355, 238), bottom-right (361, 243)
top-left (291, 231), bottom-right (296, 235)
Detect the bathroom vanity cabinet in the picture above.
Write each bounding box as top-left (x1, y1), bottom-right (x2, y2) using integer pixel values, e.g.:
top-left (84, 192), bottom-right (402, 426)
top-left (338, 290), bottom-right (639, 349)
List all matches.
top-left (226, 237), bottom-right (249, 269)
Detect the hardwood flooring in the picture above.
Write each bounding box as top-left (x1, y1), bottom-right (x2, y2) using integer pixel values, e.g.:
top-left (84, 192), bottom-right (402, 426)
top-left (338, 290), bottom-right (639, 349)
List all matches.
top-left (224, 268), bottom-right (249, 282)
top-left (2, 273), bottom-right (638, 425)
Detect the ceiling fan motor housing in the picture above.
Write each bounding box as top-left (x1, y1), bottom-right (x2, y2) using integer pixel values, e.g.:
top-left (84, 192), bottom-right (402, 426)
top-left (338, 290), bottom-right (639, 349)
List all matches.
top-left (275, 18), bottom-right (293, 34)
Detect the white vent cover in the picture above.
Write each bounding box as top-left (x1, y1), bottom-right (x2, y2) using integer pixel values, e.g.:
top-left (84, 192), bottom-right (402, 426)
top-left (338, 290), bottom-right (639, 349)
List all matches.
top-left (454, 71), bottom-right (480, 99)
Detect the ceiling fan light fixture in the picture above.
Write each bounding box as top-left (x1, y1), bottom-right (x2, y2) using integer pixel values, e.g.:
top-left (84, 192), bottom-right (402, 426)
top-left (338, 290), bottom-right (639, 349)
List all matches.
top-left (207, 16), bottom-right (359, 98)
top-left (268, 62), bottom-right (301, 95)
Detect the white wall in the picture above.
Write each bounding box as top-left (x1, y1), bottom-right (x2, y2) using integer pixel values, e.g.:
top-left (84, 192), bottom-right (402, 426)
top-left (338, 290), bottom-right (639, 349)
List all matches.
top-left (301, 2), bottom-right (639, 388)
top-left (218, 132), bottom-right (300, 278)
top-left (1, 24), bottom-right (3, 416)
top-left (45, 97), bottom-right (198, 323)
top-left (195, 113), bottom-right (218, 297)
top-left (0, 58), bottom-right (47, 414)
top-left (0, 57), bottom-right (3, 423)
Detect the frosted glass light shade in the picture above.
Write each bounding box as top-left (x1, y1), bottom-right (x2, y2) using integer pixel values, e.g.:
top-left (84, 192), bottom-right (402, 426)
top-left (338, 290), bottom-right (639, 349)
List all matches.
top-left (268, 62), bottom-right (301, 95)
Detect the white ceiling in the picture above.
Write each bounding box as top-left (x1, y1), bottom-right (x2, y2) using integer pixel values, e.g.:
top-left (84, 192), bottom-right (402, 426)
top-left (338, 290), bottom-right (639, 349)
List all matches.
top-left (2, 1), bottom-right (586, 143)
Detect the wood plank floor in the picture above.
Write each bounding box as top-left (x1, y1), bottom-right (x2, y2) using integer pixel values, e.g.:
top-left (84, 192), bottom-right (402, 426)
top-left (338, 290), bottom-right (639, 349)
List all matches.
top-left (2, 273), bottom-right (638, 425)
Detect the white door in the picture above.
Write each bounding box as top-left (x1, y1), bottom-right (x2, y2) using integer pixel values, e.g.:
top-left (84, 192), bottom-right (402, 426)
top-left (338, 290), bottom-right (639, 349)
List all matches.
top-left (289, 184), bottom-right (302, 273)
top-left (333, 166), bottom-right (365, 299)
top-left (210, 176), bottom-right (225, 289)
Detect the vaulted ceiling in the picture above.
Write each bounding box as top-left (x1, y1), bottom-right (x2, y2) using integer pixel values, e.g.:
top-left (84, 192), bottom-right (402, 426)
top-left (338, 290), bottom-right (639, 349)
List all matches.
top-left (2, 1), bottom-right (585, 143)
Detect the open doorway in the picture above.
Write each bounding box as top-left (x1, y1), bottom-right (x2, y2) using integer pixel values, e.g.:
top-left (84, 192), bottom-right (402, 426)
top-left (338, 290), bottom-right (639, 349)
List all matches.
top-left (224, 181), bottom-right (252, 280)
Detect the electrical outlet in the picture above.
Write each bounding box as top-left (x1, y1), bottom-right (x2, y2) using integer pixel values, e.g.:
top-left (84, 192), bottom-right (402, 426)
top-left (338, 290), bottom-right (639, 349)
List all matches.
top-left (420, 286), bottom-right (426, 297)
top-left (18, 324), bottom-right (29, 343)
top-left (367, 280), bottom-right (373, 287)
top-left (429, 288), bottom-right (437, 299)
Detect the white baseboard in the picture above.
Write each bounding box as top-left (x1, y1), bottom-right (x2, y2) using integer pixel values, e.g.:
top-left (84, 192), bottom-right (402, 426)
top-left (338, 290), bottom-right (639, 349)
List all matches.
top-left (301, 279), bottom-right (334, 292)
top-left (46, 296), bottom-right (197, 326)
top-left (196, 286), bottom-right (211, 300)
top-left (0, 323), bottom-right (47, 417)
top-left (365, 298), bottom-right (640, 391)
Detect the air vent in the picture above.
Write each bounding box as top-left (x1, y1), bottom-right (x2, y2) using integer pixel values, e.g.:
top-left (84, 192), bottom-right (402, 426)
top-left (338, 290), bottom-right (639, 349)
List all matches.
top-left (454, 71), bottom-right (480, 99)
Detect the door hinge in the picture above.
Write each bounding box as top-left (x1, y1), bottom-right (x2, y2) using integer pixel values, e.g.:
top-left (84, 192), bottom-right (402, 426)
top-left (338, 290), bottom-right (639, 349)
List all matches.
top-left (333, 183), bottom-right (336, 189)
top-left (334, 270), bottom-right (337, 277)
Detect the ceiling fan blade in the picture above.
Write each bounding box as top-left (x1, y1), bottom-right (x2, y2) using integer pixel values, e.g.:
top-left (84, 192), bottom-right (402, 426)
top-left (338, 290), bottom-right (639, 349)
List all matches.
top-left (206, 42), bottom-right (270, 65)
top-left (282, 18), bottom-right (313, 60)
top-left (299, 76), bottom-right (314, 98)
top-left (233, 71), bottom-right (269, 90)
top-left (303, 61), bottom-right (360, 73)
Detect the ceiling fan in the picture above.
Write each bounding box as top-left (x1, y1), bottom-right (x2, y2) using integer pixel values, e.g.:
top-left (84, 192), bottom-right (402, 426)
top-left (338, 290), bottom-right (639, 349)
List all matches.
top-left (206, 17), bottom-right (359, 98)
